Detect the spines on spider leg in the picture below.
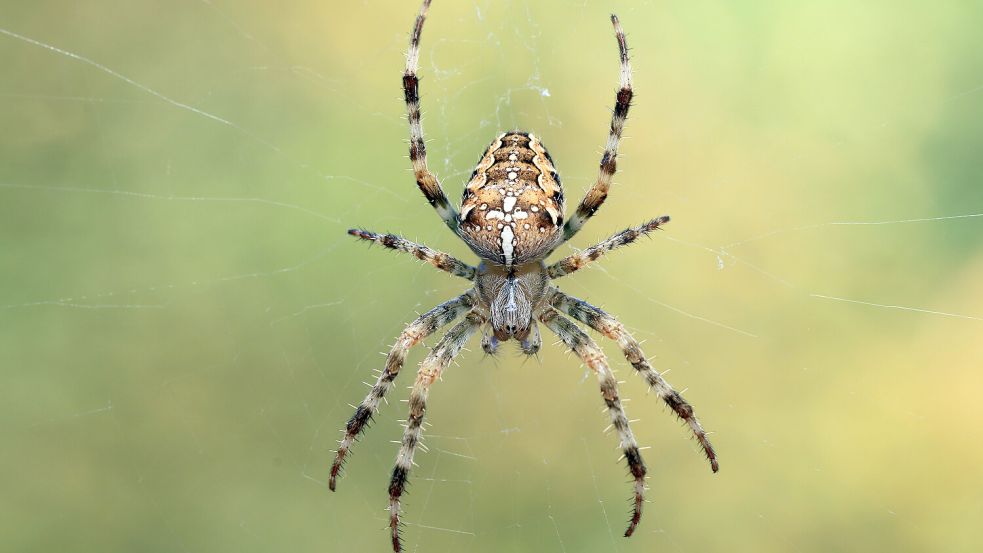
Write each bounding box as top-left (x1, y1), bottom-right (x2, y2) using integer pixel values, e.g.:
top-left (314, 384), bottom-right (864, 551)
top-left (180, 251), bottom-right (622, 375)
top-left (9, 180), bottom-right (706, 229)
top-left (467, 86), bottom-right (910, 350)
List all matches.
top-left (403, 0), bottom-right (433, 196)
top-left (387, 312), bottom-right (484, 552)
top-left (388, 380), bottom-right (426, 552)
top-left (347, 228), bottom-right (476, 280)
top-left (597, 367), bottom-right (646, 538)
top-left (563, 13), bottom-right (634, 241)
top-left (539, 308), bottom-right (647, 538)
top-left (389, 406), bottom-right (421, 552)
top-left (329, 294), bottom-right (475, 491)
top-left (620, 341), bottom-right (718, 471)
top-left (605, 383), bottom-right (647, 537)
top-left (402, 0), bottom-right (459, 232)
top-left (550, 291), bottom-right (719, 473)
top-left (548, 216), bottom-right (670, 279)
top-left (623, 446), bottom-right (646, 537)
top-left (661, 389), bottom-right (719, 472)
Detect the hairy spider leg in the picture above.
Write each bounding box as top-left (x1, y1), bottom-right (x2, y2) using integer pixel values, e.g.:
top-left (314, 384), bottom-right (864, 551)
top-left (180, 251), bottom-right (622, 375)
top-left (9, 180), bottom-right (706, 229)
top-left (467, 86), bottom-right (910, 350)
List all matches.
top-left (548, 216), bottom-right (670, 279)
top-left (539, 307), bottom-right (648, 537)
top-left (403, 0), bottom-right (460, 234)
top-left (562, 15), bottom-right (635, 243)
top-left (329, 292), bottom-right (476, 491)
top-left (549, 290), bottom-right (719, 472)
top-left (348, 229), bottom-right (476, 280)
top-left (388, 311), bottom-right (485, 552)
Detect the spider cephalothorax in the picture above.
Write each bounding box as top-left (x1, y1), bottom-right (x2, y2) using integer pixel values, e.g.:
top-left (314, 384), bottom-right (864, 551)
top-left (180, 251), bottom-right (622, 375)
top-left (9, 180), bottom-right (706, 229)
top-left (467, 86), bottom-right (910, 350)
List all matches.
top-left (330, 2), bottom-right (718, 551)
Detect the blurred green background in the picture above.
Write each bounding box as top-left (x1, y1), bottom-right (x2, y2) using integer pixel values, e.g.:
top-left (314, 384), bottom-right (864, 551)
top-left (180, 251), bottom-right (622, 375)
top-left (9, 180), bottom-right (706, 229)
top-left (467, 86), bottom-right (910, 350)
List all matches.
top-left (2, 1), bottom-right (982, 551)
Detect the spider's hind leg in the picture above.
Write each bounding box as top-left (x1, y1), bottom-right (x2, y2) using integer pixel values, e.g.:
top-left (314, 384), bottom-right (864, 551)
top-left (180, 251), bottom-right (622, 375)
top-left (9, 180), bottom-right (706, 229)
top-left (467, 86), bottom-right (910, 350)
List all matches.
top-left (539, 307), bottom-right (647, 537)
top-left (549, 289), bottom-right (719, 472)
top-left (329, 292), bottom-right (475, 491)
top-left (388, 311), bottom-right (485, 551)
top-left (548, 216), bottom-right (670, 279)
top-left (347, 228), bottom-right (476, 280)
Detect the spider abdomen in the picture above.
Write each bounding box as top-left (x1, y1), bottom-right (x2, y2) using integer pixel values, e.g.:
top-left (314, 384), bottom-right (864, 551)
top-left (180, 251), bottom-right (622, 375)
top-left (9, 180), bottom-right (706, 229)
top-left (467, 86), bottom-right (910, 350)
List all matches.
top-left (459, 131), bottom-right (565, 266)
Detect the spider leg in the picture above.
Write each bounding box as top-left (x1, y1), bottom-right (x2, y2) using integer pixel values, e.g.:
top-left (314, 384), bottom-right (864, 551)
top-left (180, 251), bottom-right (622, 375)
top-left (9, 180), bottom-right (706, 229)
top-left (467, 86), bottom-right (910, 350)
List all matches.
top-left (538, 306), bottom-right (648, 537)
top-left (388, 311), bottom-right (485, 552)
top-left (348, 228), bottom-right (476, 280)
top-left (403, 0), bottom-right (460, 234)
top-left (549, 290), bottom-right (719, 472)
top-left (562, 14), bottom-right (633, 243)
top-left (548, 216), bottom-right (670, 279)
top-left (329, 291), bottom-right (476, 491)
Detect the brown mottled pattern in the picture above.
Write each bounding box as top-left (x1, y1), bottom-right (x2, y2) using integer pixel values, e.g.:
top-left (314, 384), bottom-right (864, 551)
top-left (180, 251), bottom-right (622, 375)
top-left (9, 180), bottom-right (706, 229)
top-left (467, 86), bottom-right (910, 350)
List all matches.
top-left (459, 131), bottom-right (565, 265)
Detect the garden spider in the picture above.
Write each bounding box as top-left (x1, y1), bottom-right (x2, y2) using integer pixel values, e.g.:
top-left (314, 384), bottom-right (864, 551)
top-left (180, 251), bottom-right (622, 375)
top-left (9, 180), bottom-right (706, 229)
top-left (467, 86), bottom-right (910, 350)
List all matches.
top-left (329, 1), bottom-right (717, 550)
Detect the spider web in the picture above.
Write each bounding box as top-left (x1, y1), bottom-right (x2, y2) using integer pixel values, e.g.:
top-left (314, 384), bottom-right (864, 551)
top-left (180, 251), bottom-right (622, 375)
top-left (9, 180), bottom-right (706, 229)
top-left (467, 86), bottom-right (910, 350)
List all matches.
top-left (2, 1), bottom-right (983, 552)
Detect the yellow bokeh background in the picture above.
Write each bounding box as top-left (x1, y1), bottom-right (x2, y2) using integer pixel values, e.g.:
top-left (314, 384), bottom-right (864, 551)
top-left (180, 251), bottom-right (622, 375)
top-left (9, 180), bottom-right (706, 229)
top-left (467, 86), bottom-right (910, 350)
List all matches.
top-left (2, 1), bottom-right (981, 551)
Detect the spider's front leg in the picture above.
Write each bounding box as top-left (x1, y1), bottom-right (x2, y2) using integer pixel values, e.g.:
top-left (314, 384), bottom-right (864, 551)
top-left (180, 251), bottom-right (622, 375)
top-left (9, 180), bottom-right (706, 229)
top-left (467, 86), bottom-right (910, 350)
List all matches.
top-left (388, 311), bottom-right (485, 552)
top-left (402, 0), bottom-right (460, 233)
top-left (562, 14), bottom-right (633, 243)
top-left (549, 290), bottom-right (719, 472)
top-left (329, 291), bottom-right (475, 491)
top-left (538, 307), bottom-right (648, 537)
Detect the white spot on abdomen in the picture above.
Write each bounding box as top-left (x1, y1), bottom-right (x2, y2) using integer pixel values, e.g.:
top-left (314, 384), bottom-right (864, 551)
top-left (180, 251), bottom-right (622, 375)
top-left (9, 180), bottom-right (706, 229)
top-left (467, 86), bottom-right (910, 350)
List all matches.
top-left (501, 225), bottom-right (515, 265)
top-left (503, 197), bottom-right (517, 212)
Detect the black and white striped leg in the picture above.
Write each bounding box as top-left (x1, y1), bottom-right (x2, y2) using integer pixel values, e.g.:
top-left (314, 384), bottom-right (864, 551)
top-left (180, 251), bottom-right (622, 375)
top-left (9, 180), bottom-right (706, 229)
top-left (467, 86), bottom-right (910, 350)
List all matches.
top-left (539, 307), bottom-right (647, 537)
top-left (548, 216), bottom-right (670, 279)
top-left (329, 292), bottom-right (476, 491)
top-left (348, 228), bottom-right (476, 280)
top-left (549, 290), bottom-right (719, 472)
top-left (388, 311), bottom-right (485, 552)
top-left (563, 14), bottom-right (633, 242)
top-left (403, 0), bottom-right (459, 233)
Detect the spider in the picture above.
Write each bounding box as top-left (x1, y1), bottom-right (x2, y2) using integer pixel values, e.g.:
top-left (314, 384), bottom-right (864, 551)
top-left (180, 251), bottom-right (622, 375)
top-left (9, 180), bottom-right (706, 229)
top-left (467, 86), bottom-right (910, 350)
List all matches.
top-left (329, 1), bottom-right (717, 550)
